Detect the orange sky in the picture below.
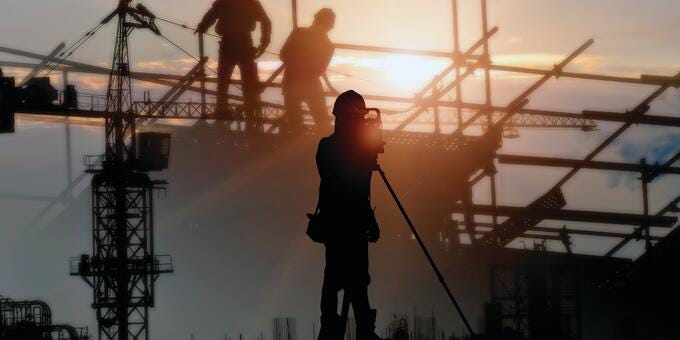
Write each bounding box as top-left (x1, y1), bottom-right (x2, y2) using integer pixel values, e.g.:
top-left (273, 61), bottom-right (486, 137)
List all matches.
top-left (2, 0), bottom-right (680, 97)
top-left (1, 2), bottom-right (680, 339)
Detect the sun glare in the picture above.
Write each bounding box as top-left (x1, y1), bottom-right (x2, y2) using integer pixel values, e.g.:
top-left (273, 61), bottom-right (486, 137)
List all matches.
top-left (346, 55), bottom-right (450, 93)
top-left (381, 55), bottom-right (449, 91)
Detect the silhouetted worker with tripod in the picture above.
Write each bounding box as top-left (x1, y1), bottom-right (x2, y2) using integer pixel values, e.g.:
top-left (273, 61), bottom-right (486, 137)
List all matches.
top-left (280, 8), bottom-right (335, 134)
top-left (314, 90), bottom-right (386, 340)
top-left (197, 0), bottom-right (271, 120)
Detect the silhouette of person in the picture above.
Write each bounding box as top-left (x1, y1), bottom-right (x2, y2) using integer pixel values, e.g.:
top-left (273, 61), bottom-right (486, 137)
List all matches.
top-left (0, 71), bottom-right (16, 133)
top-left (280, 9), bottom-right (335, 134)
top-left (197, 0), bottom-right (271, 120)
top-left (315, 90), bottom-right (385, 340)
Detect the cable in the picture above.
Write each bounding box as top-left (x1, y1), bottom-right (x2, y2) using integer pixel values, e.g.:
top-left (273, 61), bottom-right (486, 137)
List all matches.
top-left (158, 33), bottom-right (218, 75)
top-left (41, 21), bottom-right (107, 77)
top-left (154, 15), bottom-right (375, 84)
top-left (156, 16), bottom-right (220, 39)
top-left (157, 32), bottom-right (247, 93)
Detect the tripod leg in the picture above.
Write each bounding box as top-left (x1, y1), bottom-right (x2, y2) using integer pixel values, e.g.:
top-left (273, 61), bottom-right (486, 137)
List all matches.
top-left (375, 167), bottom-right (476, 338)
top-left (339, 291), bottom-right (351, 340)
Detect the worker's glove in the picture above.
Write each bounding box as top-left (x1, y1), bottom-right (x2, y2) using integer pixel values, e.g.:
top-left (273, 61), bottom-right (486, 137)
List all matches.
top-left (255, 39), bottom-right (270, 59)
top-left (194, 22), bottom-right (208, 35)
top-left (254, 45), bottom-right (267, 58)
top-left (254, 46), bottom-right (266, 59)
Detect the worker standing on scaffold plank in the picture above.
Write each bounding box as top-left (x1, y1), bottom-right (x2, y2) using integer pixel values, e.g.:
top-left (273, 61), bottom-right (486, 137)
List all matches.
top-left (196, 0), bottom-right (271, 122)
top-left (311, 91), bottom-right (387, 340)
top-left (280, 9), bottom-right (335, 134)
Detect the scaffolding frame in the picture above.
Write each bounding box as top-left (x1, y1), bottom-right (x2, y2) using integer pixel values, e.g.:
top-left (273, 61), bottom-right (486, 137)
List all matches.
top-left (1, 0), bottom-right (678, 257)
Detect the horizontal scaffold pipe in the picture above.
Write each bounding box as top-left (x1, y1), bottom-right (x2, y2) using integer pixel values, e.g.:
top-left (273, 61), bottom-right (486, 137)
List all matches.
top-left (451, 204), bottom-right (677, 227)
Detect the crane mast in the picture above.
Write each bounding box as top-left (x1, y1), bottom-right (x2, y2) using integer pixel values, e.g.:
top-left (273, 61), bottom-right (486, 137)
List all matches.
top-left (71, 2), bottom-right (172, 340)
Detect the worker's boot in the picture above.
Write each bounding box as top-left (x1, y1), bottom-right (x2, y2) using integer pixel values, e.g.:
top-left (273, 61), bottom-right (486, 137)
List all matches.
top-left (357, 309), bottom-right (390, 340)
top-left (318, 314), bottom-right (343, 340)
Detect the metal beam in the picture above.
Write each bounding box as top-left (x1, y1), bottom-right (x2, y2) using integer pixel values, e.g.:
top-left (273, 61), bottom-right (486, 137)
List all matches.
top-left (489, 64), bottom-right (675, 86)
top-left (582, 110), bottom-right (680, 127)
top-left (333, 43), bottom-right (459, 59)
top-left (458, 221), bottom-right (664, 240)
top-left (5, 43), bottom-right (676, 88)
top-left (531, 226), bottom-right (663, 241)
top-left (452, 204), bottom-right (677, 227)
top-left (641, 74), bottom-right (680, 87)
top-left (4, 58), bottom-right (678, 130)
top-left (497, 154), bottom-right (680, 174)
top-left (605, 196), bottom-right (680, 257)
top-left (551, 76), bottom-right (678, 190)
top-left (392, 27), bottom-right (500, 131)
top-left (0, 46), bottom-right (97, 72)
top-left (17, 43), bottom-right (66, 87)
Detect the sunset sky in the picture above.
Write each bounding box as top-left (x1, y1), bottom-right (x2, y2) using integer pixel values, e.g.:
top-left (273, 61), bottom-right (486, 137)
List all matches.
top-left (0, 1), bottom-right (679, 339)
top-left (1, 0), bottom-right (680, 95)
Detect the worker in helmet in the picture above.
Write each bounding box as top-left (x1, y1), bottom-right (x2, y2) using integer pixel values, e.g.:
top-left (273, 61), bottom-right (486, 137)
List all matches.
top-left (280, 8), bottom-right (336, 134)
top-left (196, 0), bottom-right (271, 120)
top-left (315, 90), bottom-right (385, 340)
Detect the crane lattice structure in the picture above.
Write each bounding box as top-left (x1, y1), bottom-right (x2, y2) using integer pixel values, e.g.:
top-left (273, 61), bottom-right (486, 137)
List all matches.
top-left (0, 0), bottom-right (679, 339)
top-left (66, 2), bottom-right (173, 340)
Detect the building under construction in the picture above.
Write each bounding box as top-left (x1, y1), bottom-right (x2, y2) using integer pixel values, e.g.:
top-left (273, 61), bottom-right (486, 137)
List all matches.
top-left (0, 0), bottom-right (678, 340)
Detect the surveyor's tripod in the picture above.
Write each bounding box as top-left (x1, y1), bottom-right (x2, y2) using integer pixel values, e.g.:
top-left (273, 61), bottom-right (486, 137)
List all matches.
top-left (373, 165), bottom-right (476, 338)
top-left (333, 165), bottom-right (475, 340)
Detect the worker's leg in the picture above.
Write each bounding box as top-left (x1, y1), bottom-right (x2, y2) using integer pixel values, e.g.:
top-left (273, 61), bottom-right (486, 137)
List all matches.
top-left (217, 42), bottom-right (236, 118)
top-left (283, 83), bottom-right (305, 133)
top-left (238, 57), bottom-right (261, 122)
top-left (347, 242), bottom-right (380, 340)
top-left (319, 244), bottom-right (344, 340)
top-left (304, 79), bottom-right (331, 134)
top-left (349, 284), bottom-right (371, 334)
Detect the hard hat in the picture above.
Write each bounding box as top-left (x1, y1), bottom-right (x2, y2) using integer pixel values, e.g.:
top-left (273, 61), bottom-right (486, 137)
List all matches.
top-left (314, 8), bottom-right (336, 23)
top-left (333, 90), bottom-right (368, 117)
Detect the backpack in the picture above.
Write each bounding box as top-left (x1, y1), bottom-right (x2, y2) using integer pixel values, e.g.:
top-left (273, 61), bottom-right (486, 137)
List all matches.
top-left (306, 197), bottom-right (326, 244)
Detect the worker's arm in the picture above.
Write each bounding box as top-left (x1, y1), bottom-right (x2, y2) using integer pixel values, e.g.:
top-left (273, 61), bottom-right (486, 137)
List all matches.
top-left (315, 138), bottom-right (332, 212)
top-left (254, 1), bottom-right (272, 58)
top-left (320, 43), bottom-right (335, 74)
top-left (196, 1), bottom-right (221, 34)
top-left (315, 138), bottom-right (330, 179)
top-left (279, 29), bottom-right (299, 63)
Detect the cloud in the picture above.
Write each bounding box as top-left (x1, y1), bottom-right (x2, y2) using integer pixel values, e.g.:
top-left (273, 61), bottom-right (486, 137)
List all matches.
top-left (493, 53), bottom-right (606, 68)
top-left (73, 75), bottom-right (108, 91)
top-left (507, 37), bottom-right (523, 44)
top-left (135, 58), bottom-right (196, 73)
top-left (607, 130), bottom-right (680, 190)
top-left (1, 68), bottom-right (30, 79)
top-left (619, 132), bottom-right (680, 165)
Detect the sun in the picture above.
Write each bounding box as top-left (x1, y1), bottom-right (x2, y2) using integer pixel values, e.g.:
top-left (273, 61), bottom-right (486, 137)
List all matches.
top-left (377, 55), bottom-right (450, 92)
top-left (344, 54), bottom-right (450, 93)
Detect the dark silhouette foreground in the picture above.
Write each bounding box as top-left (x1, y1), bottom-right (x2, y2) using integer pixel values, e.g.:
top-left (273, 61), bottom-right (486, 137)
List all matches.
top-left (314, 91), bottom-right (385, 340)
